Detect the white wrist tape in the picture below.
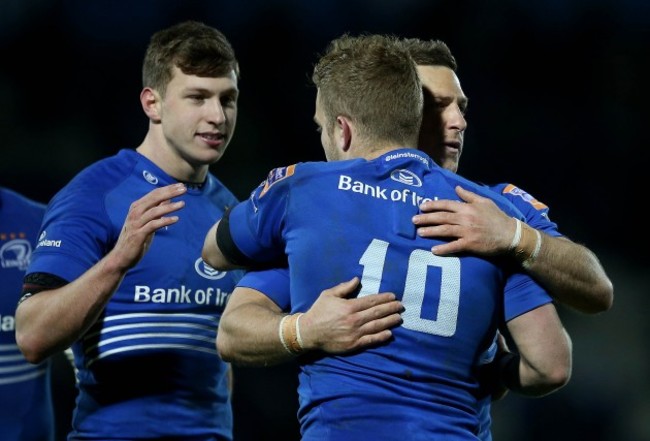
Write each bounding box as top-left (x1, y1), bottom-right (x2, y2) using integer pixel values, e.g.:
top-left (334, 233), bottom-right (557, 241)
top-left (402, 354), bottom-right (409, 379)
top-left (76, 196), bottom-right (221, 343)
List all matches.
top-left (522, 229), bottom-right (542, 269)
top-left (509, 218), bottom-right (523, 250)
top-left (278, 315), bottom-right (292, 354)
top-left (295, 313), bottom-right (304, 350)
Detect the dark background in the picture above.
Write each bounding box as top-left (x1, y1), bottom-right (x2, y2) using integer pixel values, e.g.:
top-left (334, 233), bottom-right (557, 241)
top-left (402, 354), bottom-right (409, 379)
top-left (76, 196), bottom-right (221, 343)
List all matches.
top-left (2, 1), bottom-right (648, 440)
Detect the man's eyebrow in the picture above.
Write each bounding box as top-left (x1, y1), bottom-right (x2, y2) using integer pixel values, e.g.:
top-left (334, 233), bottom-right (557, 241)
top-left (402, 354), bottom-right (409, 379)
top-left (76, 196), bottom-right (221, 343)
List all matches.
top-left (432, 93), bottom-right (469, 107)
top-left (184, 86), bottom-right (239, 96)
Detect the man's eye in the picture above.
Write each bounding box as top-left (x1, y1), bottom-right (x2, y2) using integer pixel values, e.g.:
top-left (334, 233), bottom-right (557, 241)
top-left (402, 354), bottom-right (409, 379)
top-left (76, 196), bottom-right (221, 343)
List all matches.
top-left (222, 97), bottom-right (237, 107)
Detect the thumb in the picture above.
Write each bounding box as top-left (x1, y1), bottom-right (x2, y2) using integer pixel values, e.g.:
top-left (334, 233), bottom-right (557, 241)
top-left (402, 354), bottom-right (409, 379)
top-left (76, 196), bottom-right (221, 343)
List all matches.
top-left (329, 277), bottom-right (361, 299)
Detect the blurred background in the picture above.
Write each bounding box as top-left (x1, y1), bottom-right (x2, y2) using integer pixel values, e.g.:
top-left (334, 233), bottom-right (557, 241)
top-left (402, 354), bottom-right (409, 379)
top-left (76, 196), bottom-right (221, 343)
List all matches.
top-left (1, 0), bottom-right (648, 440)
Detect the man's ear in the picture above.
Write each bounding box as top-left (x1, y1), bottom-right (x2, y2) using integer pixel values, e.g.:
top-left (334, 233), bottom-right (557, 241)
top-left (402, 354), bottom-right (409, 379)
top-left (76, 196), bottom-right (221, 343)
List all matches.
top-left (140, 87), bottom-right (162, 123)
top-left (336, 116), bottom-right (353, 153)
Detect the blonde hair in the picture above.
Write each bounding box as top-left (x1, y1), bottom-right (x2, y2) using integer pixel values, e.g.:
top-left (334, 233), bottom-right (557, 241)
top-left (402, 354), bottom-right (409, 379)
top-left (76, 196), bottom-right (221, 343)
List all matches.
top-left (312, 33), bottom-right (423, 149)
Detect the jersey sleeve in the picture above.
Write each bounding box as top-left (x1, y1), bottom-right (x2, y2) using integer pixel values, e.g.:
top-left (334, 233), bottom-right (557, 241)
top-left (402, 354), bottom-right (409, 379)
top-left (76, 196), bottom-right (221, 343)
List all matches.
top-left (236, 268), bottom-right (291, 311)
top-left (503, 270), bottom-right (553, 322)
top-left (221, 165), bottom-right (297, 264)
top-left (26, 187), bottom-right (113, 283)
top-left (489, 183), bottom-right (562, 237)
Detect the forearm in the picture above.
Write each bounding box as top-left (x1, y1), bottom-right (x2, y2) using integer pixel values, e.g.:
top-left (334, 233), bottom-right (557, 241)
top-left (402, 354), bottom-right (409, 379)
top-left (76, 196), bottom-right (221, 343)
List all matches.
top-left (498, 350), bottom-right (566, 397)
top-left (217, 303), bottom-right (295, 366)
top-left (217, 279), bottom-right (403, 366)
top-left (415, 187), bottom-right (613, 314)
top-left (16, 251), bottom-right (128, 363)
top-left (519, 234), bottom-right (613, 313)
top-left (502, 304), bottom-right (572, 397)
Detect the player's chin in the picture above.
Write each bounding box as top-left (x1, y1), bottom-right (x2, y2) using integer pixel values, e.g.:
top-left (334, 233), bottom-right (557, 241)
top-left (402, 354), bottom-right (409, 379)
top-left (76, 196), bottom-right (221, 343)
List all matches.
top-left (193, 146), bottom-right (225, 166)
top-left (206, 149), bottom-right (226, 164)
top-left (443, 157), bottom-right (460, 173)
top-left (199, 139), bottom-right (229, 161)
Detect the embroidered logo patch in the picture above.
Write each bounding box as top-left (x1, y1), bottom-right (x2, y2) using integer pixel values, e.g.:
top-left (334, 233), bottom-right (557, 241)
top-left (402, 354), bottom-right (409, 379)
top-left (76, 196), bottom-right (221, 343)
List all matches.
top-left (194, 257), bottom-right (228, 280)
top-left (0, 239), bottom-right (32, 270)
top-left (390, 169), bottom-right (423, 187)
top-left (143, 170), bottom-right (159, 185)
top-left (259, 164), bottom-right (296, 197)
top-left (502, 184), bottom-right (548, 210)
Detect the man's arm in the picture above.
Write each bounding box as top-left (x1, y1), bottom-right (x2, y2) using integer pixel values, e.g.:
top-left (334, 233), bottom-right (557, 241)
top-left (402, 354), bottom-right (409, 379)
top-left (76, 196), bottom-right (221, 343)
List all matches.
top-left (217, 277), bottom-right (403, 366)
top-left (15, 184), bottom-right (186, 363)
top-left (413, 185), bottom-right (613, 313)
top-left (202, 215), bottom-right (252, 270)
top-left (497, 303), bottom-right (572, 396)
top-left (203, 219), bottom-right (237, 270)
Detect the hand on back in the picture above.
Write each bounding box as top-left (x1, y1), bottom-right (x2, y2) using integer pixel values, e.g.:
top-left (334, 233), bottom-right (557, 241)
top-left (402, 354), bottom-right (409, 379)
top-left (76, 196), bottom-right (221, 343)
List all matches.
top-left (413, 186), bottom-right (515, 256)
top-left (301, 277), bottom-right (403, 354)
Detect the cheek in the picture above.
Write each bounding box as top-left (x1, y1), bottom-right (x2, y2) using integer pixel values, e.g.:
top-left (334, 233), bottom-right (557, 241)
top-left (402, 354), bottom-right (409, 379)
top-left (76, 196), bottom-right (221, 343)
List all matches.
top-left (226, 107), bottom-right (238, 124)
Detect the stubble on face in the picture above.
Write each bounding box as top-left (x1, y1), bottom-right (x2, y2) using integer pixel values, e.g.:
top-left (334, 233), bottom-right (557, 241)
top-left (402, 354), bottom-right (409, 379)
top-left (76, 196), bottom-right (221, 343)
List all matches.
top-left (416, 65), bottom-right (467, 173)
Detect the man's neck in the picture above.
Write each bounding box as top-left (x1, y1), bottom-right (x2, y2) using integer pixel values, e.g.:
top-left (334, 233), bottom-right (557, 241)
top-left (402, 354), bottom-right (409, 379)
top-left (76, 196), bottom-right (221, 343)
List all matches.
top-left (136, 130), bottom-right (208, 184)
top-left (358, 144), bottom-right (413, 161)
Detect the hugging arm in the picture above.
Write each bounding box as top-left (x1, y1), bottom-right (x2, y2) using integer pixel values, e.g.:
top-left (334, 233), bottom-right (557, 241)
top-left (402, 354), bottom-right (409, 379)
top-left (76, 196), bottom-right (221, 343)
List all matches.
top-left (217, 277), bottom-right (403, 366)
top-left (497, 303), bottom-right (572, 397)
top-left (414, 185), bottom-right (613, 313)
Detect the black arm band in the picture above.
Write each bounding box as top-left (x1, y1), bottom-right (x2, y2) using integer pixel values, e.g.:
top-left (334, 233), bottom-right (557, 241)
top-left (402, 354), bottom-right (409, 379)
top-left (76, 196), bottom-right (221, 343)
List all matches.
top-left (18, 272), bottom-right (68, 306)
top-left (216, 208), bottom-right (259, 268)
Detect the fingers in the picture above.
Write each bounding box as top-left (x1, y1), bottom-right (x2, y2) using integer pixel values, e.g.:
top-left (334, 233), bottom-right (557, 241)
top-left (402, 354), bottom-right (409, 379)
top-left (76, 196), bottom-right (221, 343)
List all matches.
top-left (354, 328), bottom-right (395, 348)
top-left (415, 223), bottom-right (460, 238)
top-left (126, 184), bottom-right (187, 230)
top-left (431, 240), bottom-right (463, 256)
top-left (350, 294), bottom-right (403, 325)
top-left (455, 185), bottom-right (481, 202)
top-left (351, 304), bottom-right (403, 349)
top-left (417, 198), bottom-right (461, 214)
top-left (134, 183), bottom-right (186, 211)
top-left (326, 277), bottom-right (361, 299)
top-left (417, 186), bottom-right (484, 214)
top-left (412, 211), bottom-right (460, 227)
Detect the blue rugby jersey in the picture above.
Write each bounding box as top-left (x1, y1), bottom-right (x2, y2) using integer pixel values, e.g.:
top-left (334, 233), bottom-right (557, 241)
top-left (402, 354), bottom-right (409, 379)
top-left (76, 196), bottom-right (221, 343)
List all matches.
top-left (474, 182), bottom-right (562, 441)
top-left (0, 187), bottom-right (53, 441)
top-left (26, 149), bottom-right (243, 440)
top-left (222, 148), bottom-right (553, 441)
top-left (489, 183), bottom-right (561, 237)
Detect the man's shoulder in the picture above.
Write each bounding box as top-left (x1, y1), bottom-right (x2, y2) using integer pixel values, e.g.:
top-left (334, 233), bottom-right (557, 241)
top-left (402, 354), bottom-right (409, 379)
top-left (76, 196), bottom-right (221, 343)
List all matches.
top-left (63, 150), bottom-right (139, 192)
top-left (0, 187), bottom-right (46, 214)
top-left (487, 183), bottom-right (549, 211)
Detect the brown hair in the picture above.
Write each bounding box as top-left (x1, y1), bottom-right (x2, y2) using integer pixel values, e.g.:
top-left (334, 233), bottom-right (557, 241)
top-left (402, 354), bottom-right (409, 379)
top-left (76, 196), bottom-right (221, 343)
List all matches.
top-left (312, 33), bottom-right (422, 149)
top-left (398, 38), bottom-right (457, 71)
top-left (142, 20), bottom-right (239, 97)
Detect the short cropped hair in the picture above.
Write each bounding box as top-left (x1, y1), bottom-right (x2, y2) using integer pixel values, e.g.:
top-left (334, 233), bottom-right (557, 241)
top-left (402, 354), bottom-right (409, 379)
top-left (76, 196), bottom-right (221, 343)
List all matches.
top-left (312, 34), bottom-right (423, 148)
top-left (398, 38), bottom-right (457, 71)
top-left (142, 20), bottom-right (239, 97)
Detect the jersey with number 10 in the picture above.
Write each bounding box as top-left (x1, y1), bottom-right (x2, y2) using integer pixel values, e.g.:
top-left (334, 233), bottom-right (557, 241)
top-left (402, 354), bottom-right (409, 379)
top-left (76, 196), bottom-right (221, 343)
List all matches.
top-left (224, 148), bottom-right (552, 441)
